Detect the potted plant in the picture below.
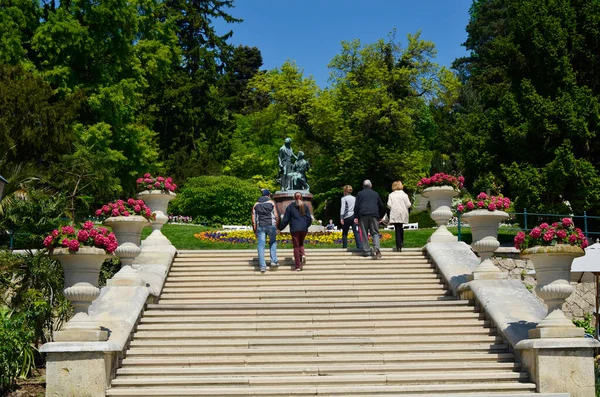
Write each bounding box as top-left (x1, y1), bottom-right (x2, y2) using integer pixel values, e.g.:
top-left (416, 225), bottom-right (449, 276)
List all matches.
top-left (418, 173), bottom-right (464, 242)
top-left (457, 192), bottom-right (511, 279)
top-left (514, 218), bottom-right (588, 338)
top-left (43, 222), bottom-right (118, 341)
top-left (96, 199), bottom-right (153, 262)
top-left (136, 173), bottom-right (177, 246)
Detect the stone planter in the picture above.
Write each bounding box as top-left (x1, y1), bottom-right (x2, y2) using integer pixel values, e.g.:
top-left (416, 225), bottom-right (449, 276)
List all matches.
top-left (51, 247), bottom-right (110, 341)
top-left (521, 245), bottom-right (585, 338)
top-left (462, 210), bottom-right (509, 280)
top-left (421, 186), bottom-right (458, 242)
top-left (137, 190), bottom-right (176, 247)
top-left (103, 215), bottom-right (150, 286)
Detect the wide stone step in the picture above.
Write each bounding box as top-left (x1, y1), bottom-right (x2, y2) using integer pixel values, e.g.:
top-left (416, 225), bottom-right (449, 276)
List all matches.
top-left (163, 278), bottom-right (443, 287)
top-left (139, 311), bottom-right (481, 324)
top-left (172, 258), bottom-right (432, 266)
top-left (129, 334), bottom-right (502, 348)
top-left (160, 283), bottom-right (446, 294)
top-left (120, 352), bottom-right (518, 367)
top-left (110, 371), bottom-right (530, 387)
top-left (116, 361), bottom-right (520, 376)
top-left (124, 342), bottom-right (508, 357)
top-left (131, 327), bottom-right (496, 340)
top-left (175, 248), bottom-right (424, 257)
top-left (146, 300), bottom-right (469, 310)
top-left (142, 304), bottom-right (476, 317)
top-left (135, 317), bottom-right (491, 331)
top-left (167, 268), bottom-right (437, 275)
top-left (156, 296), bottom-right (459, 304)
top-left (164, 273), bottom-right (442, 281)
top-left (106, 382), bottom-right (540, 396)
top-left (158, 287), bottom-right (449, 299)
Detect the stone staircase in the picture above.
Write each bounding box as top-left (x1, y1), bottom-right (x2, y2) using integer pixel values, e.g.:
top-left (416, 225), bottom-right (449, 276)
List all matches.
top-left (105, 249), bottom-right (565, 396)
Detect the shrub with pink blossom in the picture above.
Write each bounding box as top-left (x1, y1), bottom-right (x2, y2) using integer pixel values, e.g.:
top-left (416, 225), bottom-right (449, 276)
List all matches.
top-left (136, 173), bottom-right (177, 193)
top-left (94, 198), bottom-right (155, 221)
top-left (514, 218), bottom-right (589, 250)
top-left (43, 221), bottom-right (119, 253)
top-left (416, 173), bottom-right (464, 192)
top-left (456, 192), bottom-right (511, 214)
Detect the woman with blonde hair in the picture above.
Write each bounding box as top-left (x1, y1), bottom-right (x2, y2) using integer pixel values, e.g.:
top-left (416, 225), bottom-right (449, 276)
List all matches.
top-left (280, 191), bottom-right (313, 271)
top-left (387, 180), bottom-right (411, 252)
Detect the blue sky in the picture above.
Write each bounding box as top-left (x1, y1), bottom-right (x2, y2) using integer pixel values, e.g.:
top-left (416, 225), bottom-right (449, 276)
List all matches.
top-left (215, 0), bottom-right (473, 88)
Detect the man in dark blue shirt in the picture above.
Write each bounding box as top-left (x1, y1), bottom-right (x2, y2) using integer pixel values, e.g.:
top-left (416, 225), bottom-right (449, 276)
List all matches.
top-left (354, 180), bottom-right (385, 259)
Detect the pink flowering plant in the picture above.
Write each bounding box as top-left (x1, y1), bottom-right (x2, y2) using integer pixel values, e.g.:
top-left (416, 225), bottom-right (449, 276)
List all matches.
top-left (417, 173), bottom-right (464, 192)
top-left (456, 192), bottom-right (511, 214)
top-left (43, 221), bottom-right (118, 253)
top-left (95, 198), bottom-right (155, 221)
top-left (136, 173), bottom-right (177, 193)
top-left (514, 218), bottom-right (589, 250)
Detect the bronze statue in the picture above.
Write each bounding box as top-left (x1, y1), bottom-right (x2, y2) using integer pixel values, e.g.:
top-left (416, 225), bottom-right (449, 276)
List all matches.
top-left (277, 138), bottom-right (309, 192)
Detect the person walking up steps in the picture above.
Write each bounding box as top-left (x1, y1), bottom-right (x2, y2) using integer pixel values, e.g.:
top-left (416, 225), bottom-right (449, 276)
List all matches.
top-left (387, 180), bottom-right (411, 252)
top-left (279, 191), bottom-right (312, 271)
top-left (340, 185), bottom-right (363, 250)
top-left (354, 180), bottom-right (386, 259)
top-left (252, 189), bottom-right (279, 273)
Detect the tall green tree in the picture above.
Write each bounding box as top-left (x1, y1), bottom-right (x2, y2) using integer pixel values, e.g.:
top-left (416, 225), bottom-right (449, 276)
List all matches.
top-left (312, 32), bottom-right (458, 206)
top-left (151, 0), bottom-right (240, 181)
top-left (453, 0), bottom-right (600, 213)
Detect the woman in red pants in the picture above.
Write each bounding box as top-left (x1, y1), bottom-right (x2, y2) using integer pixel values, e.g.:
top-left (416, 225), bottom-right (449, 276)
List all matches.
top-left (279, 191), bottom-right (312, 271)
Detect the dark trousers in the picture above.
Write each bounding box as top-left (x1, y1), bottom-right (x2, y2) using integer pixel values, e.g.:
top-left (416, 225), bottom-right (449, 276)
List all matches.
top-left (291, 231), bottom-right (307, 269)
top-left (358, 216), bottom-right (380, 255)
top-left (341, 216), bottom-right (362, 249)
top-left (393, 223), bottom-right (404, 251)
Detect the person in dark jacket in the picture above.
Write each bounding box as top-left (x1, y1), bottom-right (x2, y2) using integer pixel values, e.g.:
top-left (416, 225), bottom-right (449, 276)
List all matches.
top-left (252, 189), bottom-right (279, 273)
top-left (279, 191), bottom-right (312, 271)
top-left (354, 179), bottom-right (386, 259)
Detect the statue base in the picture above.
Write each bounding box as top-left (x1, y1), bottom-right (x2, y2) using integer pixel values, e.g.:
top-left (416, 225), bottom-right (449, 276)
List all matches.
top-left (273, 191), bottom-right (314, 220)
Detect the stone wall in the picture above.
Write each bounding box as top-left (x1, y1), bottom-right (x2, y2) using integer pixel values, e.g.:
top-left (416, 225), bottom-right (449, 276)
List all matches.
top-left (492, 255), bottom-right (595, 321)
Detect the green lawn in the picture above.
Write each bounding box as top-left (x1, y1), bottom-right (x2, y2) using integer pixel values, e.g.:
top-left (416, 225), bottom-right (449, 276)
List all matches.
top-left (144, 224), bottom-right (519, 250)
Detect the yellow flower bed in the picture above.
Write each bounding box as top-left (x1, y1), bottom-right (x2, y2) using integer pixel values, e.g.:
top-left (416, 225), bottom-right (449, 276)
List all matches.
top-left (194, 230), bottom-right (392, 245)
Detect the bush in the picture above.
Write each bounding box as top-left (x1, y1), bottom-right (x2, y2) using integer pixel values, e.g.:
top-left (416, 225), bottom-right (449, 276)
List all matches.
top-left (409, 210), bottom-right (436, 229)
top-left (170, 176), bottom-right (260, 226)
top-left (0, 307), bottom-right (36, 390)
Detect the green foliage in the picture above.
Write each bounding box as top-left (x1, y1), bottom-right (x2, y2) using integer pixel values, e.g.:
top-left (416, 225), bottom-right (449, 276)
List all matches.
top-left (452, 0), bottom-right (600, 214)
top-left (573, 312), bottom-right (595, 336)
top-left (0, 189), bottom-right (67, 249)
top-left (169, 175), bottom-right (260, 226)
top-left (0, 306), bottom-right (36, 389)
top-left (0, 250), bottom-right (70, 344)
top-left (409, 210), bottom-right (437, 229)
top-left (99, 257), bottom-right (122, 287)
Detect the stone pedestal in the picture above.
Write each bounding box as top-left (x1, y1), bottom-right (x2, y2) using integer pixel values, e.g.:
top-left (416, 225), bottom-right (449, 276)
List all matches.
top-left (273, 191), bottom-right (314, 220)
top-left (41, 342), bottom-right (119, 397)
top-left (516, 338), bottom-right (599, 397)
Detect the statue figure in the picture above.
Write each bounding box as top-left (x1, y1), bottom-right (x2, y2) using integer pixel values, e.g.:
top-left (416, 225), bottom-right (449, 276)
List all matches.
top-left (277, 137), bottom-right (297, 191)
top-left (290, 151), bottom-right (310, 191)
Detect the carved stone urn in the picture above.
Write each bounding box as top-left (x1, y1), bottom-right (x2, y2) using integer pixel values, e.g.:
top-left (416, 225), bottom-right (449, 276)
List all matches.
top-left (137, 190), bottom-right (176, 247)
top-left (103, 215), bottom-right (150, 286)
top-left (51, 247), bottom-right (110, 341)
top-left (521, 244), bottom-right (585, 338)
top-left (462, 209), bottom-right (509, 280)
top-left (421, 186), bottom-right (458, 242)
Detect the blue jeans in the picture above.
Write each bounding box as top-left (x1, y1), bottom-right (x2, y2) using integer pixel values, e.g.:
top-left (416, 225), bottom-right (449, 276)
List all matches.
top-left (257, 225), bottom-right (278, 270)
